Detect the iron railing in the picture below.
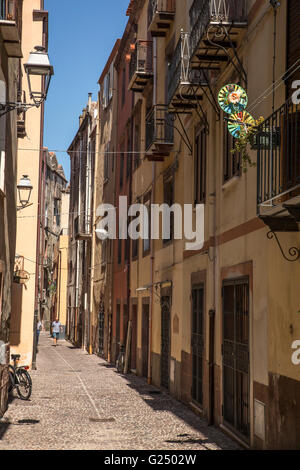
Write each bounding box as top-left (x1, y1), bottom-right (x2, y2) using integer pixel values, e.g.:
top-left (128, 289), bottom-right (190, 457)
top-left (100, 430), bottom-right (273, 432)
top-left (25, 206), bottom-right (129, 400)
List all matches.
top-left (167, 35), bottom-right (184, 105)
top-left (129, 40), bottom-right (153, 83)
top-left (189, 0), bottom-right (248, 59)
top-left (257, 98), bottom-right (300, 208)
top-left (148, 0), bottom-right (175, 22)
top-left (146, 105), bottom-right (174, 151)
top-left (0, 0), bottom-right (21, 32)
top-left (167, 33), bottom-right (209, 105)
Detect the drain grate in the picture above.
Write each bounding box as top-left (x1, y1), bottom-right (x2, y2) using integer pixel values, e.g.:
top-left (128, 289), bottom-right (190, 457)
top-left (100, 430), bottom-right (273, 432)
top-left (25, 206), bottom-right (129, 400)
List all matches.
top-left (89, 418), bottom-right (115, 423)
top-left (17, 419), bottom-right (40, 425)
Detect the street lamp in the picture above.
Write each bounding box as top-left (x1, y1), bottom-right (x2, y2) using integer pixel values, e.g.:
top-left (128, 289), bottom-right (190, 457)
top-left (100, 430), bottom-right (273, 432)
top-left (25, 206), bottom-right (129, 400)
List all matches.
top-left (0, 46), bottom-right (54, 117)
top-left (17, 175), bottom-right (33, 210)
top-left (24, 46), bottom-right (54, 107)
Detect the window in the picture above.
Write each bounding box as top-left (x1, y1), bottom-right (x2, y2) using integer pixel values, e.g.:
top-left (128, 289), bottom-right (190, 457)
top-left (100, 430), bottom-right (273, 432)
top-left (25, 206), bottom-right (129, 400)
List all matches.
top-left (195, 128), bottom-right (206, 204)
top-left (119, 152), bottom-right (124, 188)
top-left (223, 118), bottom-right (240, 182)
top-left (143, 192), bottom-right (151, 255)
top-left (127, 127), bottom-right (132, 178)
top-left (54, 200), bottom-right (60, 227)
top-left (104, 145), bottom-right (109, 181)
top-left (131, 198), bottom-right (140, 260)
top-left (118, 237), bottom-right (122, 265)
top-left (134, 122), bottom-right (140, 169)
top-left (103, 62), bottom-right (114, 109)
top-left (122, 67), bottom-right (126, 107)
top-left (163, 175), bottom-right (174, 244)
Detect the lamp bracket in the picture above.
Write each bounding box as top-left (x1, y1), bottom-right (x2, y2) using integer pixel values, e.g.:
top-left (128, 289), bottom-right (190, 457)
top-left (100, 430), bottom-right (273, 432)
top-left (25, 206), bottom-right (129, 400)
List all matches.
top-left (0, 102), bottom-right (36, 118)
top-left (267, 231), bottom-right (300, 262)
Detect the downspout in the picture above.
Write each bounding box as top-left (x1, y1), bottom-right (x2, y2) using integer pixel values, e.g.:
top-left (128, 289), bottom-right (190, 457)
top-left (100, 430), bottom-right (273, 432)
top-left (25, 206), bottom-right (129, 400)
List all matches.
top-left (127, 89), bottom-right (134, 369)
top-left (32, 77), bottom-right (45, 370)
top-left (208, 108), bottom-right (217, 425)
top-left (75, 134), bottom-right (82, 344)
top-left (148, 37), bottom-right (157, 385)
top-left (87, 93), bottom-right (93, 354)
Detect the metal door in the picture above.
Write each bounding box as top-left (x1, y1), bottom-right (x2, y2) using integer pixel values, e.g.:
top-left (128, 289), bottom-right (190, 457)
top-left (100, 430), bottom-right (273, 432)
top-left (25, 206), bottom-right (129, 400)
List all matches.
top-left (223, 279), bottom-right (250, 440)
top-left (191, 286), bottom-right (204, 406)
top-left (161, 296), bottom-right (170, 389)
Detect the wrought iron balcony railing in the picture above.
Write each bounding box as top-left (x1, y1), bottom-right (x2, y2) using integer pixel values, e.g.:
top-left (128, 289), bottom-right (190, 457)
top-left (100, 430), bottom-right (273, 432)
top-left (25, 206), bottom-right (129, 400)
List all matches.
top-left (257, 98), bottom-right (300, 211)
top-left (146, 105), bottom-right (174, 153)
top-left (167, 34), bottom-right (187, 106)
top-left (0, 0), bottom-right (22, 57)
top-left (128, 40), bottom-right (153, 93)
top-left (189, 0), bottom-right (248, 61)
top-left (0, 0), bottom-right (19, 22)
top-left (167, 32), bottom-right (209, 109)
top-left (148, 0), bottom-right (175, 37)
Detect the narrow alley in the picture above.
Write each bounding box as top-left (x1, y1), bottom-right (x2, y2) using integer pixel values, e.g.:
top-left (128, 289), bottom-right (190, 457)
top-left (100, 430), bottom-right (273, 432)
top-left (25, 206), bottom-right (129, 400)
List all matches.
top-left (0, 334), bottom-right (240, 451)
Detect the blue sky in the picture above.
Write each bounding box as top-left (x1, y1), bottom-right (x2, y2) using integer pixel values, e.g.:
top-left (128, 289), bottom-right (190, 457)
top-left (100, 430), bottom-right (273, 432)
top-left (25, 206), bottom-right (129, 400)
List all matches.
top-left (44, 0), bottom-right (129, 180)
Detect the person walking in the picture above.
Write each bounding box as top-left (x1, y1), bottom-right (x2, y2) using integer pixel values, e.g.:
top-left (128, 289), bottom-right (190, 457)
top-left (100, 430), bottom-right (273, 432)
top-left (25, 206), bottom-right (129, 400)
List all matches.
top-left (52, 318), bottom-right (61, 346)
top-left (36, 320), bottom-right (42, 346)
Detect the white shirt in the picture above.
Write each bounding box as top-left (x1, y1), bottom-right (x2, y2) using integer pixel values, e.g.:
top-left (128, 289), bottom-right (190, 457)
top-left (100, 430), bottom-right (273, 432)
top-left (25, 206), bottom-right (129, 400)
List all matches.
top-left (52, 321), bottom-right (61, 333)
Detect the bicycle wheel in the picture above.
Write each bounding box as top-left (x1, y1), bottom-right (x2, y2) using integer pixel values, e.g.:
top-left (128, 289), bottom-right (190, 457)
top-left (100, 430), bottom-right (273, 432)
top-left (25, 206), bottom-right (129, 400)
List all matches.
top-left (16, 369), bottom-right (32, 400)
top-left (8, 366), bottom-right (15, 394)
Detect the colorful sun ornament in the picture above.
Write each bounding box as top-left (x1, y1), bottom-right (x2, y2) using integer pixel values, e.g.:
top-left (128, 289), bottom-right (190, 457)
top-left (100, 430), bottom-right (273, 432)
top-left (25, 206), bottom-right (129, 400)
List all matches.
top-left (227, 111), bottom-right (255, 138)
top-left (218, 84), bottom-right (248, 114)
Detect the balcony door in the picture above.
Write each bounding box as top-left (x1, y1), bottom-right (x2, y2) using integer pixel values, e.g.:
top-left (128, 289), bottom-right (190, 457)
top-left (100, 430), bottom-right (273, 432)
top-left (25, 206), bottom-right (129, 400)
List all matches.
top-left (191, 285), bottom-right (204, 406)
top-left (222, 278), bottom-right (250, 441)
top-left (161, 296), bottom-right (171, 389)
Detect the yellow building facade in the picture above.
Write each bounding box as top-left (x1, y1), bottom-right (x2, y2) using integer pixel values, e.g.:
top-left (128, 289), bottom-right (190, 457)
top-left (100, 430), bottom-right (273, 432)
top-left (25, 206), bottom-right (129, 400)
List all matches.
top-left (127, 0), bottom-right (300, 449)
top-left (10, 0), bottom-right (49, 368)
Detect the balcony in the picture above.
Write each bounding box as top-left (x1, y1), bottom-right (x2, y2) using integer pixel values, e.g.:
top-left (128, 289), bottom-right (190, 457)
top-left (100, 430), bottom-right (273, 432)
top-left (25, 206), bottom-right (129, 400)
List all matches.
top-left (189, 0), bottom-right (247, 72)
top-left (145, 105), bottom-right (174, 161)
top-left (74, 215), bottom-right (92, 241)
top-left (0, 0), bottom-right (22, 58)
top-left (128, 40), bottom-right (153, 93)
top-left (148, 0), bottom-right (175, 37)
top-left (257, 98), bottom-right (300, 232)
top-left (167, 33), bottom-right (208, 111)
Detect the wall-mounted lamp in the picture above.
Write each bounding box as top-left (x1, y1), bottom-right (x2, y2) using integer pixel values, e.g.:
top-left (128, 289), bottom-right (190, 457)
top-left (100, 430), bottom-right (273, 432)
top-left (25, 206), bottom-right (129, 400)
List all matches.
top-left (0, 46), bottom-right (54, 117)
top-left (17, 175), bottom-right (33, 210)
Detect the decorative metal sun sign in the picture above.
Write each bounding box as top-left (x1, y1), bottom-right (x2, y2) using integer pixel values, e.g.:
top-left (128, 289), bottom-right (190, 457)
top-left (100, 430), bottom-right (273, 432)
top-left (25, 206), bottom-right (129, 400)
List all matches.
top-left (218, 84), bottom-right (255, 138)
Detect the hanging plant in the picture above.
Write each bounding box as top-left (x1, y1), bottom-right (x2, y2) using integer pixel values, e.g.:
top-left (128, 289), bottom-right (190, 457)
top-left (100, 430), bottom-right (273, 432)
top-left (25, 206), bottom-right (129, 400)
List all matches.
top-left (231, 116), bottom-right (265, 172)
top-left (48, 281), bottom-right (57, 296)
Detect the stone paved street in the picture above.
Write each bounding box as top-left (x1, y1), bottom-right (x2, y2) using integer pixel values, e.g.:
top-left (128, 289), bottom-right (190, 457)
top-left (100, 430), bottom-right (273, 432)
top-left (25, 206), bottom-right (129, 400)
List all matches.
top-left (0, 333), bottom-right (241, 450)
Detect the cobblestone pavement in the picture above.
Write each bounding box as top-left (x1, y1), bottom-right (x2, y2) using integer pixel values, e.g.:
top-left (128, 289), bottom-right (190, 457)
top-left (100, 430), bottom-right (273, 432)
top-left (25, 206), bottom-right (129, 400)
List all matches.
top-left (0, 333), bottom-right (241, 450)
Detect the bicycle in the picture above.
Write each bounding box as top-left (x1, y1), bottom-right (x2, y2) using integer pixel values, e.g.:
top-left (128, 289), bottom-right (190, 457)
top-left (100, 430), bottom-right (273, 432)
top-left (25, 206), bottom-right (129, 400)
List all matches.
top-left (116, 344), bottom-right (125, 374)
top-left (8, 354), bottom-right (32, 400)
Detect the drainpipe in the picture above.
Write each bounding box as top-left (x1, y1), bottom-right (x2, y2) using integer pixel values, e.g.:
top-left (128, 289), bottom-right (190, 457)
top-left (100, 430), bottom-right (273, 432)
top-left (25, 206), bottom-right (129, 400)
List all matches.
top-left (208, 108), bottom-right (217, 425)
top-left (32, 74), bottom-right (46, 370)
top-left (75, 134), bottom-right (83, 344)
top-left (127, 89), bottom-right (134, 370)
top-left (148, 37), bottom-right (157, 385)
top-left (87, 92), bottom-right (93, 354)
